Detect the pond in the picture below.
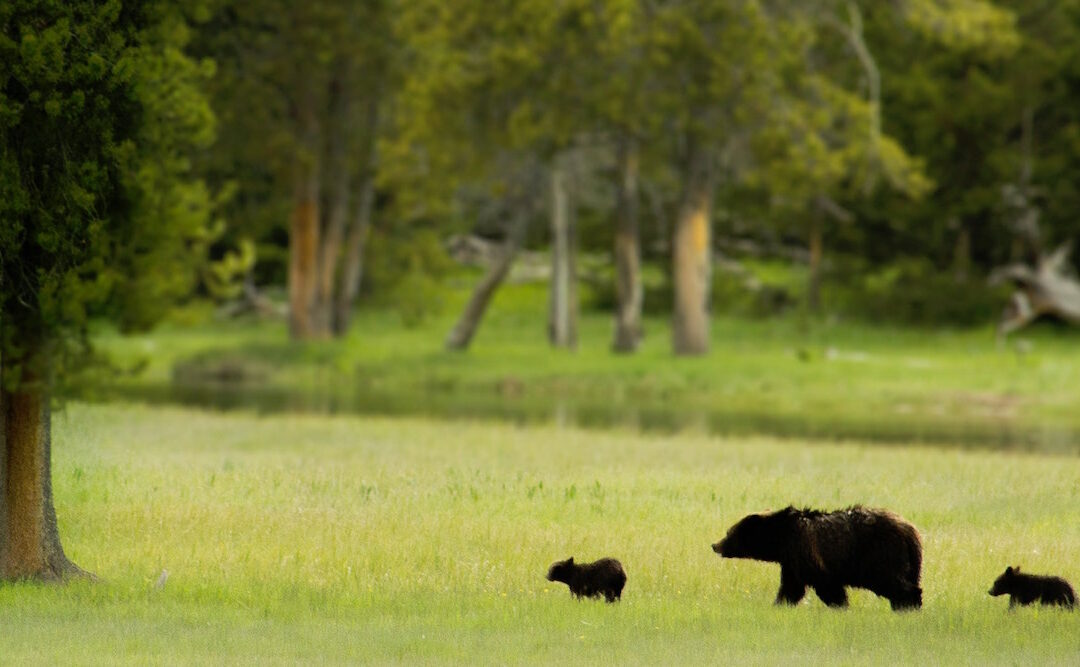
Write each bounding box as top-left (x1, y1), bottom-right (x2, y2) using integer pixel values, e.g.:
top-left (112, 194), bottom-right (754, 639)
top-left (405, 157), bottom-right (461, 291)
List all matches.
top-left (89, 380), bottom-right (1080, 454)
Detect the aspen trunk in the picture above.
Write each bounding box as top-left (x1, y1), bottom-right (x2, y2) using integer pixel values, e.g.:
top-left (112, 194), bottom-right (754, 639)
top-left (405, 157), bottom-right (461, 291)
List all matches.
top-left (671, 143), bottom-right (713, 356)
top-left (446, 213), bottom-right (527, 351)
top-left (288, 168), bottom-right (321, 340)
top-left (548, 163), bottom-right (578, 349)
top-left (333, 176), bottom-right (374, 336)
top-left (612, 138), bottom-right (643, 353)
top-left (314, 162), bottom-right (349, 337)
top-left (807, 215), bottom-right (823, 312)
top-left (313, 70), bottom-right (353, 337)
top-left (288, 93), bottom-right (322, 341)
top-left (0, 351), bottom-right (85, 581)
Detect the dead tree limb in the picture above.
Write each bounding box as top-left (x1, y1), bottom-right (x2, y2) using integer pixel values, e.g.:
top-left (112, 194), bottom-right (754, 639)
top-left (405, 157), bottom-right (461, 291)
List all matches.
top-left (990, 243), bottom-right (1080, 337)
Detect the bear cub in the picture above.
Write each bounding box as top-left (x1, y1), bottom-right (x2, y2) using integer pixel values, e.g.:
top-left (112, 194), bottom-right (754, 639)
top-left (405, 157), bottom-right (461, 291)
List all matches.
top-left (546, 557), bottom-right (626, 603)
top-left (989, 566), bottom-right (1075, 609)
top-left (713, 505), bottom-right (922, 611)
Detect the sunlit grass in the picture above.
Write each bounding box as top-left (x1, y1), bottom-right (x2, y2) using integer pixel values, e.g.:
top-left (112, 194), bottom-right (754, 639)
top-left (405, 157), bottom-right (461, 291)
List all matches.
top-left (2, 403), bottom-right (1079, 663)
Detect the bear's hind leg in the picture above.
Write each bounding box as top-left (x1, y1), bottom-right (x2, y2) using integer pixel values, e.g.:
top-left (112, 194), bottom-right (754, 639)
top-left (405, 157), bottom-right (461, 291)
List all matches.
top-left (887, 583), bottom-right (922, 611)
top-left (813, 583), bottom-right (849, 608)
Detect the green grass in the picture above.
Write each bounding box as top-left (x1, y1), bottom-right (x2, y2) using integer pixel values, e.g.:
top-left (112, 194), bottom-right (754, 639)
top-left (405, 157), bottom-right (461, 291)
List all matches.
top-left (91, 279), bottom-right (1080, 448)
top-left (4, 402), bottom-right (1080, 664)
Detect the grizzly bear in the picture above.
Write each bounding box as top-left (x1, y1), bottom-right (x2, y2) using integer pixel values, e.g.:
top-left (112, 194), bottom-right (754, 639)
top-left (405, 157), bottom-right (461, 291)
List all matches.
top-left (546, 557), bottom-right (626, 603)
top-left (989, 566), bottom-right (1075, 609)
top-left (712, 505), bottom-right (922, 611)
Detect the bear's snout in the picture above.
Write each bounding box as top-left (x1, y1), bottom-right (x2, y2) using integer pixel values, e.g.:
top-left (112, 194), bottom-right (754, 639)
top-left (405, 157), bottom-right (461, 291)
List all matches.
top-left (712, 540), bottom-right (727, 556)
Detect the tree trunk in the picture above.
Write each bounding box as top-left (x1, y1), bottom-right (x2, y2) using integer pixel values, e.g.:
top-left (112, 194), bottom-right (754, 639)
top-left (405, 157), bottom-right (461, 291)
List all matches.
top-left (288, 167), bottom-right (321, 340)
top-left (313, 68), bottom-right (353, 337)
top-left (0, 353), bottom-right (85, 581)
top-left (333, 176), bottom-right (375, 336)
top-left (446, 213), bottom-right (528, 351)
top-left (807, 215), bottom-right (823, 312)
top-left (671, 141), bottom-right (713, 356)
top-left (547, 163), bottom-right (578, 349)
top-left (612, 137), bottom-right (643, 353)
top-left (288, 92), bottom-right (322, 341)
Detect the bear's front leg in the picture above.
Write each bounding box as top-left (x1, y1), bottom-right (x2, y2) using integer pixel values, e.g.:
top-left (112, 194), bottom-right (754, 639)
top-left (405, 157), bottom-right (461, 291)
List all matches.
top-left (776, 568), bottom-right (806, 605)
top-left (812, 583), bottom-right (849, 608)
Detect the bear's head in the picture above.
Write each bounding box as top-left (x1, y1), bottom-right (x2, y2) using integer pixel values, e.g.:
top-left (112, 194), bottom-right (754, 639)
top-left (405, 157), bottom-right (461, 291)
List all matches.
top-left (988, 566), bottom-right (1020, 596)
top-left (547, 557), bottom-right (576, 584)
top-left (713, 508), bottom-right (794, 563)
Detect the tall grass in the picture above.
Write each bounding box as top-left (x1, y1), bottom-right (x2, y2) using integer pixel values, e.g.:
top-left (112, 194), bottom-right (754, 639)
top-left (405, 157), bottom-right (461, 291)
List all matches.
top-left (2, 403), bottom-right (1079, 664)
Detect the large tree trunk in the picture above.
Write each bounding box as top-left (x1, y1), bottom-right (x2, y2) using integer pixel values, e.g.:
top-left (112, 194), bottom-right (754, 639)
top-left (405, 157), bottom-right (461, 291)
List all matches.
top-left (671, 141), bottom-right (713, 356)
top-left (612, 137), bottom-right (643, 353)
top-left (333, 176), bottom-right (374, 336)
top-left (446, 213), bottom-right (528, 351)
top-left (0, 351), bottom-right (84, 581)
top-left (547, 162), bottom-right (578, 349)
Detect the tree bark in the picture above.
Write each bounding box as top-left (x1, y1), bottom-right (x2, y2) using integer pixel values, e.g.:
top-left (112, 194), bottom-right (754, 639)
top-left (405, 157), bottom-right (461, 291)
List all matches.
top-left (333, 176), bottom-right (375, 336)
top-left (288, 95), bottom-right (322, 340)
top-left (612, 138), bottom-right (643, 353)
top-left (671, 140), bottom-right (713, 356)
top-left (0, 351), bottom-right (85, 581)
top-left (807, 215), bottom-right (823, 313)
top-left (446, 213), bottom-right (528, 351)
top-left (313, 67), bottom-right (353, 337)
top-left (288, 169), bottom-right (321, 340)
top-left (547, 162), bottom-right (578, 349)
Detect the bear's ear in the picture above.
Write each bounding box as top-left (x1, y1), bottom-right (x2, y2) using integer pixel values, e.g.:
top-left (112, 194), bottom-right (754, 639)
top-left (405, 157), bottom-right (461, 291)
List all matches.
top-left (1013, 565), bottom-right (1020, 573)
top-left (567, 557), bottom-right (574, 564)
top-left (1004, 566), bottom-right (1013, 574)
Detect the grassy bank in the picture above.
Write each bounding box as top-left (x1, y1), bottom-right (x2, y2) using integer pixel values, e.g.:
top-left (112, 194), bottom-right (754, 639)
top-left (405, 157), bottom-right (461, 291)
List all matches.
top-left (3, 402), bottom-right (1079, 663)
top-left (91, 280), bottom-right (1080, 448)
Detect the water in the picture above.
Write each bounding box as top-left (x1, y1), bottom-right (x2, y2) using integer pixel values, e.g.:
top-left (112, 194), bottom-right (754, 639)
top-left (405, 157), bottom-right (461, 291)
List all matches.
top-left (89, 380), bottom-right (1080, 453)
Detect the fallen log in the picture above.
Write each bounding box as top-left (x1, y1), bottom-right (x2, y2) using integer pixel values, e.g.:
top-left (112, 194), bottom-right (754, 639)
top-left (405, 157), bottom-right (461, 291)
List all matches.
top-left (990, 243), bottom-right (1080, 336)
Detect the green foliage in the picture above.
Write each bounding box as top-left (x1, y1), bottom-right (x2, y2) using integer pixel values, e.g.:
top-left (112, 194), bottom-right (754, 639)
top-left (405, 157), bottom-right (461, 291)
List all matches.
top-left (899, 0), bottom-right (1020, 56)
top-left (837, 257), bottom-right (1009, 325)
top-left (192, 0), bottom-right (393, 282)
top-left (365, 228), bottom-right (453, 327)
top-left (0, 0), bottom-right (215, 383)
top-left (202, 237), bottom-right (256, 301)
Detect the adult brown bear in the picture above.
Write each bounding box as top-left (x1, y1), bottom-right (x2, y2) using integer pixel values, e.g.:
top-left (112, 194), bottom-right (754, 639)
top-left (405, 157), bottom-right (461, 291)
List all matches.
top-left (712, 506), bottom-right (922, 611)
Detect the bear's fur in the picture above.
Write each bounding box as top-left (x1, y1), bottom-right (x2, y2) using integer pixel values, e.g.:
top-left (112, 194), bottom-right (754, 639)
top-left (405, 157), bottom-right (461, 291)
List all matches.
top-left (989, 566), bottom-right (1075, 609)
top-left (712, 505), bottom-right (922, 611)
top-left (546, 557), bottom-right (626, 603)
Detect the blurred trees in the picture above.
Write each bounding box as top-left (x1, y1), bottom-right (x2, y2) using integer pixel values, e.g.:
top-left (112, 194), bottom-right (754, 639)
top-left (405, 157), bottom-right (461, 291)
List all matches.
top-left (187, 0), bottom-right (1080, 340)
top-left (195, 0), bottom-right (392, 339)
top-left (0, 0), bottom-right (214, 579)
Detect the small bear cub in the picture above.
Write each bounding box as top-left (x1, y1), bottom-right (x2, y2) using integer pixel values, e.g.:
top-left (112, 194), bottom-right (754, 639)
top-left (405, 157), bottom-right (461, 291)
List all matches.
top-left (546, 556), bottom-right (626, 603)
top-left (989, 566), bottom-right (1076, 609)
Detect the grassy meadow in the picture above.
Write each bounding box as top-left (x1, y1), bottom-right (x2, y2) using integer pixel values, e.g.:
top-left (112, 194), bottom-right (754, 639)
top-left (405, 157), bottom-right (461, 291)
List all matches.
top-left (3, 402), bottom-right (1080, 664)
top-left (91, 277), bottom-right (1080, 450)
